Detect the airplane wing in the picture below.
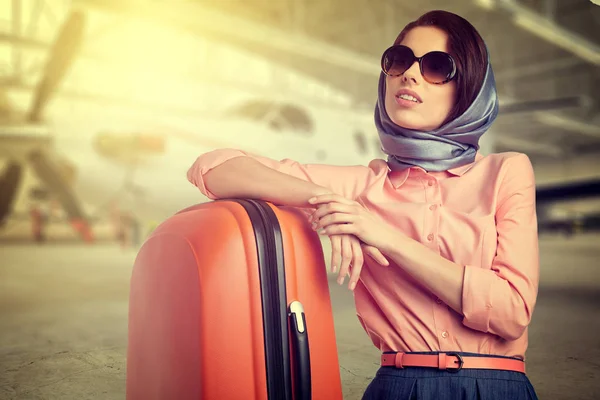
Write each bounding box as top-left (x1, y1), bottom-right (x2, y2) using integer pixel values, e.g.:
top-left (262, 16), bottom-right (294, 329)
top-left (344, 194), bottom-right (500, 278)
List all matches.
top-left (535, 177), bottom-right (600, 234)
top-left (536, 178), bottom-right (600, 205)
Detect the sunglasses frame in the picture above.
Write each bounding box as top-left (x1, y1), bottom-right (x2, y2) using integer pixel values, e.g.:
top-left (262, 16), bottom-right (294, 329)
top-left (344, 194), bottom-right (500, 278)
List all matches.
top-left (381, 45), bottom-right (457, 85)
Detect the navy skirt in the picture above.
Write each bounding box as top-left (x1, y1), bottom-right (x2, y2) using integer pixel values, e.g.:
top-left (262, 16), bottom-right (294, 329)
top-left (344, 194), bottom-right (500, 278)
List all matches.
top-left (361, 352), bottom-right (539, 400)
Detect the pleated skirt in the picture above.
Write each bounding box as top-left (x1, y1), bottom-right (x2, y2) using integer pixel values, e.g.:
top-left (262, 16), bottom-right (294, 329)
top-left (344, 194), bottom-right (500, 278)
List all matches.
top-left (361, 352), bottom-right (539, 400)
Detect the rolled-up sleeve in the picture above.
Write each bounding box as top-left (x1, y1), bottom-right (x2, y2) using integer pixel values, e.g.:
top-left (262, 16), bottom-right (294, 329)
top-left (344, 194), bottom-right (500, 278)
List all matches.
top-left (186, 148), bottom-right (373, 201)
top-left (461, 153), bottom-right (539, 341)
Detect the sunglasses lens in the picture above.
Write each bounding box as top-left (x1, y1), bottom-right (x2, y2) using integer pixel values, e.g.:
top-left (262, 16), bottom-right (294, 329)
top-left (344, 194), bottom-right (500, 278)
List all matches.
top-left (382, 46), bottom-right (414, 76)
top-left (422, 52), bottom-right (455, 84)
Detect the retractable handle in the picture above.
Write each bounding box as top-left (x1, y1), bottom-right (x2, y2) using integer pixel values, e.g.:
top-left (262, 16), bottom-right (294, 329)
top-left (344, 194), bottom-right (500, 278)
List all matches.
top-left (288, 301), bottom-right (311, 400)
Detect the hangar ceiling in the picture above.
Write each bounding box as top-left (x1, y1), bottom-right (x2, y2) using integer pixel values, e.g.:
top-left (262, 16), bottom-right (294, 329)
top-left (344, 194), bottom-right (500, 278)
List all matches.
top-left (0, 0), bottom-right (599, 226)
top-left (72, 0), bottom-right (600, 166)
top-left (3, 0), bottom-right (600, 168)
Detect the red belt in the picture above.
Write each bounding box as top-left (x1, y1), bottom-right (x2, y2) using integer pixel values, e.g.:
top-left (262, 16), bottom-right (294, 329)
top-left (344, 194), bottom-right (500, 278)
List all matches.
top-left (381, 352), bottom-right (526, 374)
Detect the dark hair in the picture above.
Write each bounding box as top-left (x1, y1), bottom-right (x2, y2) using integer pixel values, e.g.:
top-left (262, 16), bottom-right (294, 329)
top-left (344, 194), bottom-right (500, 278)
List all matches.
top-left (393, 10), bottom-right (488, 126)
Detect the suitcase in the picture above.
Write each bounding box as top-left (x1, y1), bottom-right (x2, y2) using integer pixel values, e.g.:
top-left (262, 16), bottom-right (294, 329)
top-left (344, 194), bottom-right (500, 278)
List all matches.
top-left (126, 199), bottom-right (343, 400)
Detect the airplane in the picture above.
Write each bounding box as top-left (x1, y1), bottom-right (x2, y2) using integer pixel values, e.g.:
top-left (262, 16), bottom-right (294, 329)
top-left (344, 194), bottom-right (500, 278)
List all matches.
top-left (0, 9), bottom-right (386, 243)
top-left (536, 179), bottom-right (600, 236)
top-left (1, 9), bottom-right (599, 244)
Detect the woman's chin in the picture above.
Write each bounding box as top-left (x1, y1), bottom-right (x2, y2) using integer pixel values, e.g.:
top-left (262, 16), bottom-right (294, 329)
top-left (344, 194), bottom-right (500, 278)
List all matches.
top-left (389, 113), bottom-right (441, 131)
top-left (389, 115), bottom-right (425, 130)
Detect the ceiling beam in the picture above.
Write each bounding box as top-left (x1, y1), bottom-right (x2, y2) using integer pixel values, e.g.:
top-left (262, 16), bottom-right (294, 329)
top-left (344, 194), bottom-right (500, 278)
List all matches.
top-left (73, 0), bottom-right (381, 76)
top-left (494, 134), bottom-right (563, 157)
top-left (477, 0), bottom-right (600, 65)
top-left (536, 113), bottom-right (600, 139)
top-left (494, 57), bottom-right (582, 81)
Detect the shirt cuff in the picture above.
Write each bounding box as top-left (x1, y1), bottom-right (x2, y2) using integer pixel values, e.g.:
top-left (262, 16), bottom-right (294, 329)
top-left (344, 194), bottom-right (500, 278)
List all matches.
top-left (461, 264), bottom-right (495, 333)
top-left (186, 149), bottom-right (247, 200)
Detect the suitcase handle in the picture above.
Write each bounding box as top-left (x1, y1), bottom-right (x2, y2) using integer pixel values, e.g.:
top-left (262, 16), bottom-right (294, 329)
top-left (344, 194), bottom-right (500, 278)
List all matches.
top-left (289, 301), bottom-right (311, 400)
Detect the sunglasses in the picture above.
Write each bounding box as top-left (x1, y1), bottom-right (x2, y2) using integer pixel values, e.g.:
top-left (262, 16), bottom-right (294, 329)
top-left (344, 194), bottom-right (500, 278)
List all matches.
top-left (381, 45), bottom-right (457, 84)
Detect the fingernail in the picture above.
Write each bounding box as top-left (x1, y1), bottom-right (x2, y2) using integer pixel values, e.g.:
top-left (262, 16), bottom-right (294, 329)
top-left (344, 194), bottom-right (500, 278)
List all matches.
top-left (331, 265), bottom-right (337, 273)
top-left (350, 282), bottom-right (356, 291)
top-left (311, 222), bottom-right (317, 230)
top-left (318, 229), bottom-right (325, 235)
top-left (308, 197), bottom-right (316, 204)
top-left (338, 277), bottom-right (344, 285)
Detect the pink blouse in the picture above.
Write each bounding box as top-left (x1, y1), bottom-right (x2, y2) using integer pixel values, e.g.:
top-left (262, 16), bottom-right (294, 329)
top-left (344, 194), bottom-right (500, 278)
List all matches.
top-left (187, 149), bottom-right (539, 360)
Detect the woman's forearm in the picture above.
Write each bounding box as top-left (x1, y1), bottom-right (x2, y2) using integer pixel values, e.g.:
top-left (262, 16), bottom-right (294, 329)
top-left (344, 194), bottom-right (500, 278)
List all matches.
top-left (203, 156), bottom-right (332, 207)
top-left (382, 232), bottom-right (465, 314)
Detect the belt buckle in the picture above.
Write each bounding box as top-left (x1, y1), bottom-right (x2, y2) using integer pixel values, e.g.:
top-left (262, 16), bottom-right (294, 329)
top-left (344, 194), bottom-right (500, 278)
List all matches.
top-left (446, 352), bottom-right (464, 373)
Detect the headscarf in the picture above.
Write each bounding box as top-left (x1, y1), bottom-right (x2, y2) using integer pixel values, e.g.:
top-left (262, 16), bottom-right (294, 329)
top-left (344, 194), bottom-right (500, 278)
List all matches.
top-left (374, 47), bottom-right (499, 172)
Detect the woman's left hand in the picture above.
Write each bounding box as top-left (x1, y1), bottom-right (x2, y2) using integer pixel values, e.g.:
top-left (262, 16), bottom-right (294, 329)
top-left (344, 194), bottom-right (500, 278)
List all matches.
top-left (308, 194), bottom-right (395, 251)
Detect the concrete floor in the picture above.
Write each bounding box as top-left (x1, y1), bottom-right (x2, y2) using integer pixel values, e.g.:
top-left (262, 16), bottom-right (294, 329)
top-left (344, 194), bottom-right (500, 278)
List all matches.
top-left (1, 235), bottom-right (599, 400)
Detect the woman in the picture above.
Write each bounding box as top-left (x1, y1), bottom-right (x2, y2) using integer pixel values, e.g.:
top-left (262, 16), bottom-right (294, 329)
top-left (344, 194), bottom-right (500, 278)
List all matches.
top-left (187, 10), bottom-right (539, 400)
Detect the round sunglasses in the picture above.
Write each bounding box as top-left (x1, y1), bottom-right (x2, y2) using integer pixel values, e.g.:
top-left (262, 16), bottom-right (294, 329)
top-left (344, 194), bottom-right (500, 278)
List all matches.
top-left (381, 45), bottom-right (457, 85)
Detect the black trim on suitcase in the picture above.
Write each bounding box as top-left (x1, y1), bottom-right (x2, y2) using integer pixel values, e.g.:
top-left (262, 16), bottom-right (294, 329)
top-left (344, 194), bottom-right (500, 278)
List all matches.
top-left (289, 301), bottom-right (312, 400)
top-left (234, 199), bottom-right (294, 400)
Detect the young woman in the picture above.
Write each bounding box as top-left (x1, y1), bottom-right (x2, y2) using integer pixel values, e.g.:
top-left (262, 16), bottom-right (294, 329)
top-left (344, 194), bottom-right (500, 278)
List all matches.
top-left (187, 10), bottom-right (539, 400)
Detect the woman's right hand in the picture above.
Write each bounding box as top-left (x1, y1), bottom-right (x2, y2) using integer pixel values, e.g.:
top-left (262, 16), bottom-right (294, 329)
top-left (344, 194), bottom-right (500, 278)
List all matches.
top-left (329, 234), bottom-right (389, 291)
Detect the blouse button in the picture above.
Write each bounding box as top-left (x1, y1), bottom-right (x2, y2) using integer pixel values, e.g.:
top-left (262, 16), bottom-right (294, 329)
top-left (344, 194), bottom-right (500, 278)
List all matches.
top-left (429, 204), bottom-right (437, 211)
top-left (428, 180), bottom-right (435, 186)
top-left (427, 233), bottom-right (434, 241)
top-left (436, 298), bottom-right (443, 304)
top-left (441, 331), bottom-right (449, 339)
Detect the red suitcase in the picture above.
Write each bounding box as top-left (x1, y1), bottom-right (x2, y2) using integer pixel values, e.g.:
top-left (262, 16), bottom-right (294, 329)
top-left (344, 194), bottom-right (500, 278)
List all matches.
top-left (126, 199), bottom-right (343, 400)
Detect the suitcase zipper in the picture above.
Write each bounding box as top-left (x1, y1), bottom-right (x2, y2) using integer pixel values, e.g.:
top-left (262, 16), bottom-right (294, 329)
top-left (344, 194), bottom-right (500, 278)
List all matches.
top-left (249, 201), bottom-right (312, 400)
top-left (235, 199), bottom-right (293, 400)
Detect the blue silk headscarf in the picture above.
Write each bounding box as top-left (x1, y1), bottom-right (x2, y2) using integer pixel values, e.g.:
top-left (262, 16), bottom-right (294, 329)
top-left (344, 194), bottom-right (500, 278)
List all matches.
top-left (374, 48), bottom-right (499, 172)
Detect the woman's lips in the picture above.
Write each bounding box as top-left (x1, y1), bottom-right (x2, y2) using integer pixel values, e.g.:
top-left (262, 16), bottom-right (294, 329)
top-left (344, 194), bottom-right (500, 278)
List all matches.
top-left (394, 95), bottom-right (420, 108)
top-left (394, 88), bottom-right (422, 108)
